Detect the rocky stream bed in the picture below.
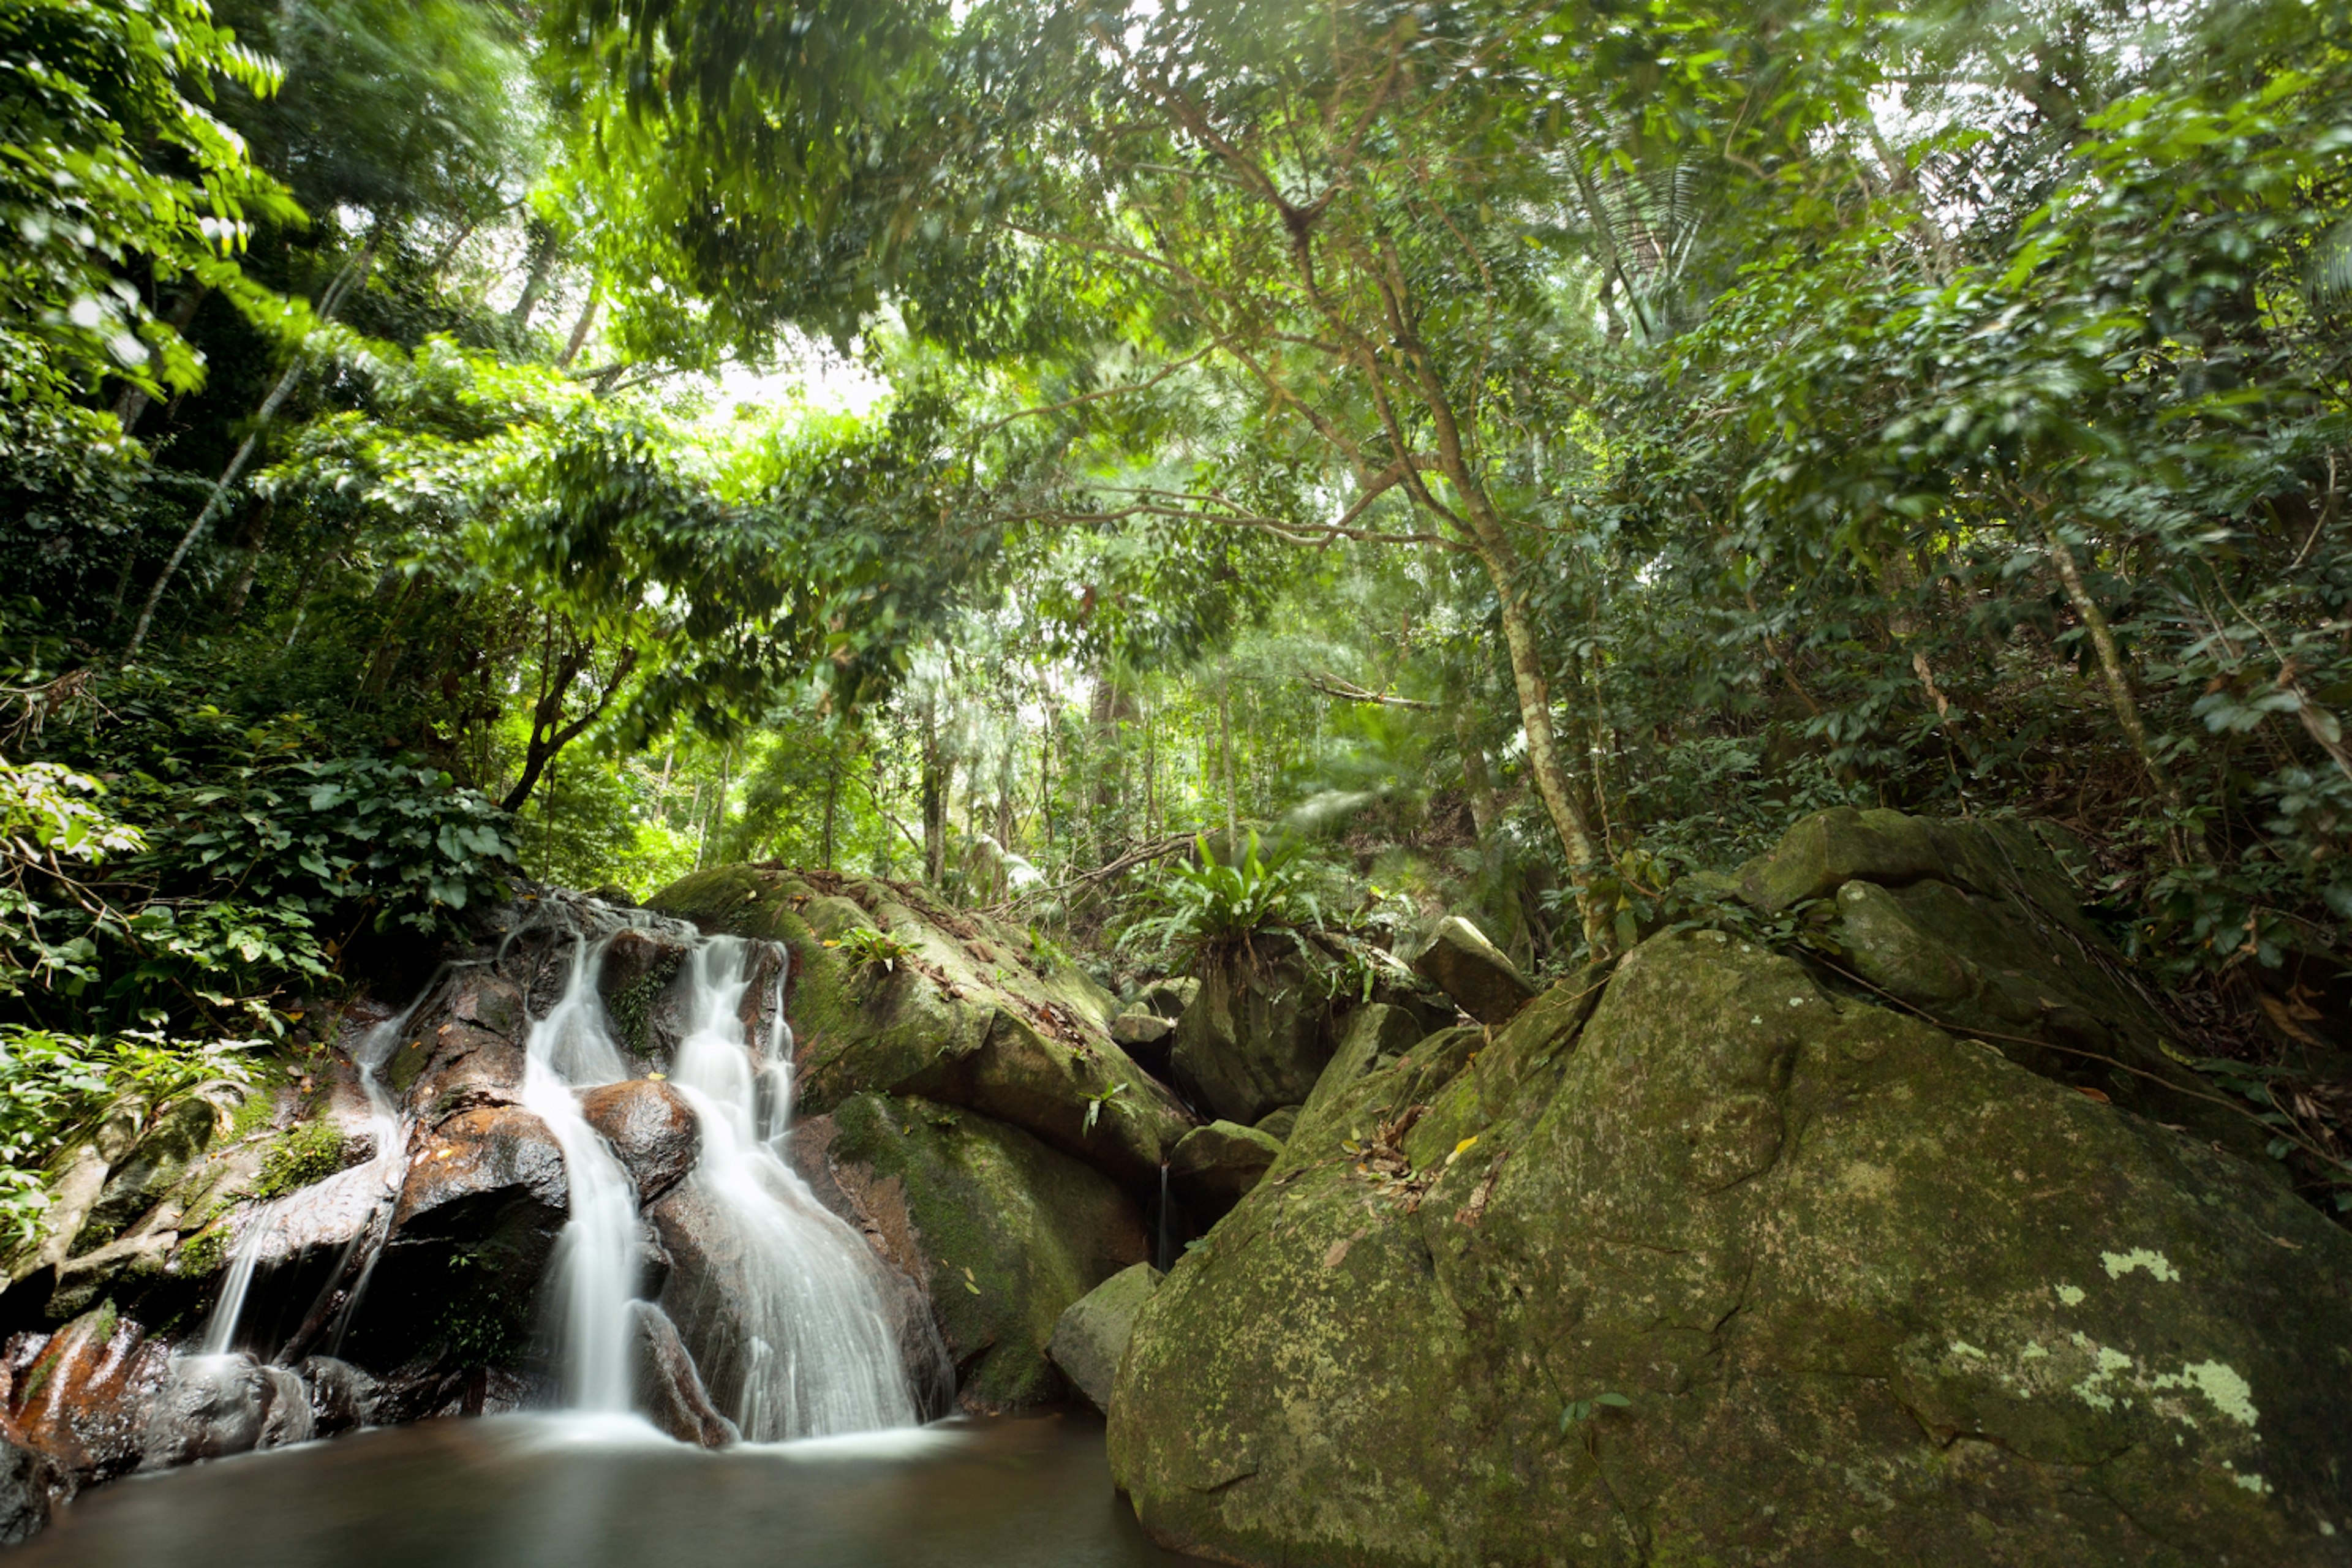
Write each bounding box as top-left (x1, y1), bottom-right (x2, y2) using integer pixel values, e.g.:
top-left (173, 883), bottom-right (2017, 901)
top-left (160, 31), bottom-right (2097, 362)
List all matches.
top-left (1, 810), bottom-right (2346, 1564)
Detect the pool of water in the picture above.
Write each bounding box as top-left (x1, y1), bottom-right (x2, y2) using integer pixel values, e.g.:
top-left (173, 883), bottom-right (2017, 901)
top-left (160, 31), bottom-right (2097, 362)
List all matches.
top-left (11, 1412), bottom-right (1200, 1568)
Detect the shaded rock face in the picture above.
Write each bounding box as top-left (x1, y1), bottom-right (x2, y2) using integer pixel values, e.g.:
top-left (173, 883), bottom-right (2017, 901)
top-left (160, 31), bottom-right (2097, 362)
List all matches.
top-left (579, 1080), bottom-right (700, 1203)
top-left (1048, 1263), bottom-right (1160, 1414)
top-left (0, 1436), bottom-right (53, 1544)
top-left (1404, 914), bottom-right (1536, 1026)
top-left (1298, 1004), bottom-right (1425, 1134)
top-left (1170, 935), bottom-right (1340, 1126)
top-left (1737, 807), bottom-right (2255, 1155)
top-left (794, 1093), bottom-right (1148, 1411)
top-left (1109, 933), bottom-right (2352, 1567)
top-left (296, 1356), bottom-right (377, 1436)
top-left (140, 1354), bottom-right (312, 1469)
top-left (1167, 1123), bottom-right (1281, 1217)
top-left (344, 1105), bottom-right (567, 1370)
top-left (650, 867), bottom-right (1193, 1182)
top-left (1139, 978), bottom-right (1199, 1020)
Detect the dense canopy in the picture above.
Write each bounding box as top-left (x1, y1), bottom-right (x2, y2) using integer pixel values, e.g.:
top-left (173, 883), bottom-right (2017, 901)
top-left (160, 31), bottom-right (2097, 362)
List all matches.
top-left (2, 0), bottom-right (2350, 1232)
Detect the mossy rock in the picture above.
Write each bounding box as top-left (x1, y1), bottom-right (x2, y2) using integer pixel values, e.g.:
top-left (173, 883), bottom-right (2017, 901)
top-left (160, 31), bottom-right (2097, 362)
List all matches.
top-left (650, 865), bottom-right (1193, 1182)
top-left (804, 1092), bottom-right (1148, 1410)
top-left (1740, 807), bottom-right (2263, 1156)
top-left (1109, 932), bottom-right (2352, 1566)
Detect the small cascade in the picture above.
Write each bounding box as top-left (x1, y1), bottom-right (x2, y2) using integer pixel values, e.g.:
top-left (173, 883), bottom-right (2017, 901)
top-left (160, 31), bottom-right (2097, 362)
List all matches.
top-left (200, 987), bottom-right (422, 1358)
top-left (520, 927), bottom-right (918, 1439)
top-left (665, 937), bottom-right (918, 1439)
top-left (519, 934), bottom-right (643, 1413)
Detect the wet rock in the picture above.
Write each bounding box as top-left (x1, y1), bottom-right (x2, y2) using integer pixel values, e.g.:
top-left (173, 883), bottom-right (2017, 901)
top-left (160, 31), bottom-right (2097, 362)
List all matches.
top-left (1404, 914), bottom-right (1536, 1026)
top-left (1170, 934), bottom-right (1341, 1126)
top-left (1047, 1263), bottom-right (1159, 1415)
top-left (9, 1304), bottom-right (170, 1486)
top-left (140, 1353), bottom-right (292, 1468)
top-left (0, 1434), bottom-right (53, 1544)
top-left (628, 1301), bottom-right (738, 1449)
top-left (796, 1094), bottom-right (1148, 1411)
top-left (644, 1166), bottom-right (929, 1438)
top-left (342, 1106), bottom-right (567, 1370)
top-left (579, 1080), bottom-right (699, 1202)
top-left (597, 928), bottom-right (692, 1057)
top-left (1166, 1122), bottom-right (1282, 1216)
top-left (649, 867), bottom-right (1192, 1183)
top-left (447, 975), bottom-right (526, 1038)
top-left (1110, 932), bottom-right (2352, 1567)
top-left (297, 1355), bottom-right (378, 1435)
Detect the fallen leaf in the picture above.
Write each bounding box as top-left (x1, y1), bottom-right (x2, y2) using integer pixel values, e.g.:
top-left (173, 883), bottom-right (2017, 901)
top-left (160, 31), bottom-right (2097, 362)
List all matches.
top-left (2074, 1085), bottom-right (2111, 1104)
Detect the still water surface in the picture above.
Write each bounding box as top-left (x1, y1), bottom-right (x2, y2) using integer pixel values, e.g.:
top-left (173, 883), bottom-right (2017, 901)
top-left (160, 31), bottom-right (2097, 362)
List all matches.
top-left (12, 1412), bottom-right (1200, 1568)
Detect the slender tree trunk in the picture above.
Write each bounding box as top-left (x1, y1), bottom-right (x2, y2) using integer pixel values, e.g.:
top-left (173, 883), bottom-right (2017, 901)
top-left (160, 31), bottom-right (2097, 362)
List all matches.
top-left (1457, 705), bottom-right (1497, 837)
top-left (508, 224), bottom-right (559, 333)
top-left (559, 292), bottom-right (600, 369)
top-left (921, 693), bottom-right (947, 885)
top-left (1217, 662), bottom-right (1239, 848)
top-left (126, 231), bottom-right (380, 655)
top-left (2040, 518), bottom-right (2194, 837)
top-left (822, 745), bottom-right (841, 871)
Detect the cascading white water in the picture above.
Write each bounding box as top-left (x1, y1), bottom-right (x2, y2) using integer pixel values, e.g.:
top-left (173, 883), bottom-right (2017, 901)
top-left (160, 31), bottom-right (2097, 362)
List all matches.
top-left (519, 935), bottom-right (643, 1414)
top-left (201, 993), bottom-right (417, 1357)
top-left (665, 937), bottom-right (918, 1439)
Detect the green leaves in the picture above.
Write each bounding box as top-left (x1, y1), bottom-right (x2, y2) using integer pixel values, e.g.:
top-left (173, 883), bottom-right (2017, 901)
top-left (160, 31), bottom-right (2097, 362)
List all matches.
top-left (1559, 1391), bottom-right (1633, 1432)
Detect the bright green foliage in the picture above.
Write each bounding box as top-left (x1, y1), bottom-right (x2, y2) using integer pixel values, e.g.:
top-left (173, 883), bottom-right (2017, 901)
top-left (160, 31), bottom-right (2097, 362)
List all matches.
top-left (1121, 834), bottom-right (1320, 957)
top-left (251, 1114), bottom-right (342, 1200)
top-left (0, 0), bottom-right (299, 410)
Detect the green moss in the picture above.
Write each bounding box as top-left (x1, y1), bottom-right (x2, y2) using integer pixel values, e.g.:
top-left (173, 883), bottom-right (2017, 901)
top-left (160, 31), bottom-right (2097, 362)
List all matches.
top-left (605, 951), bottom-right (684, 1055)
top-left (829, 1091), bottom-right (1147, 1408)
top-left (252, 1118), bottom-right (345, 1201)
top-left (175, 1223), bottom-right (230, 1278)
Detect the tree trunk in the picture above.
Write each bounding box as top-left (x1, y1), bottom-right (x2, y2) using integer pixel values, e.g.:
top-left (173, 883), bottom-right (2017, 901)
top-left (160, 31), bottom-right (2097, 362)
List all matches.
top-left (508, 224), bottom-right (560, 333)
top-left (921, 693), bottom-right (948, 885)
top-left (2040, 518), bottom-right (2195, 842)
top-left (1216, 662), bottom-right (1239, 847)
top-left (559, 292), bottom-right (600, 369)
top-left (1472, 542), bottom-right (1606, 943)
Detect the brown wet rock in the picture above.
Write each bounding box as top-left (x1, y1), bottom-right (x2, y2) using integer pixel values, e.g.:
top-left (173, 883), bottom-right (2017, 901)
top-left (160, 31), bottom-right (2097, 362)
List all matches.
top-left (580, 1080), bottom-right (699, 1202)
top-left (7, 1304), bottom-right (170, 1487)
top-left (629, 1300), bottom-right (737, 1449)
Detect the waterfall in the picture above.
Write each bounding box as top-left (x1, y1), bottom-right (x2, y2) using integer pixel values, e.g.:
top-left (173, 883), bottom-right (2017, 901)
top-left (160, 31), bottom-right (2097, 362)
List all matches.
top-left (200, 988), bottom-right (420, 1358)
top-left (526, 928), bottom-right (918, 1440)
top-left (665, 937), bottom-right (918, 1439)
top-left (519, 935), bottom-right (643, 1414)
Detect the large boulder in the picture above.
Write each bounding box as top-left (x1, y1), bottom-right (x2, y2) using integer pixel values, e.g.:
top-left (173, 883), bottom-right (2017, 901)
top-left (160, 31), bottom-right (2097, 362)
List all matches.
top-left (1109, 932), bottom-right (2352, 1566)
top-left (341, 1105), bottom-right (568, 1370)
top-left (580, 1080), bottom-right (699, 1202)
top-left (794, 1093), bottom-right (1150, 1411)
top-left (140, 1353), bottom-right (311, 1469)
top-left (1404, 915), bottom-right (1536, 1026)
top-left (1170, 934), bottom-right (1343, 1125)
top-left (651, 867), bottom-right (1193, 1182)
top-left (1738, 807), bottom-right (2262, 1155)
top-left (1049, 1263), bottom-right (1161, 1414)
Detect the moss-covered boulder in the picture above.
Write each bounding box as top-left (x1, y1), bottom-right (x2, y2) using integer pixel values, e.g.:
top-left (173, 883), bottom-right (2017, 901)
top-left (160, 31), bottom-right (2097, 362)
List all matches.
top-left (1109, 932), bottom-right (2352, 1566)
top-left (1170, 933), bottom-right (1344, 1125)
top-left (1738, 807), bottom-right (2260, 1155)
top-left (650, 866), bottom-right (1192, 1182)
top-left (1049, 1262), bottom-right (1161, 1414)
top-left (792, 1091), bottom-right (1148, 1410)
